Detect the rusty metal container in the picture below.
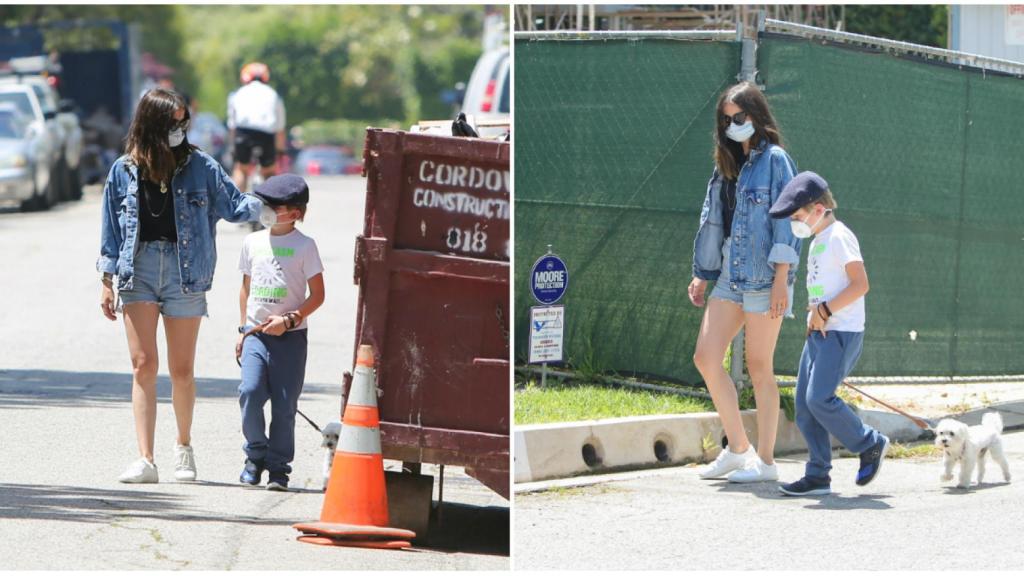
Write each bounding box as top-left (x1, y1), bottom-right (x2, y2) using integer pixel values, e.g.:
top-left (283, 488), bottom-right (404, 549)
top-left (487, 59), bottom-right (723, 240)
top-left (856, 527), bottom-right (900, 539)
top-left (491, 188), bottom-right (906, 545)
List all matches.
top-left (352, 128), bottom-right (509, 499)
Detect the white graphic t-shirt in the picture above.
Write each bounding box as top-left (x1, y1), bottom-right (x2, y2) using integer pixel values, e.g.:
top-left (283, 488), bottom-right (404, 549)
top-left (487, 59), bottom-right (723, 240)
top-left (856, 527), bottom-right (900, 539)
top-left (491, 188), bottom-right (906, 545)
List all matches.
top-left (239, 229), bottom-right (323, 330)
top-left (806, 220), bottom-right (865, 332)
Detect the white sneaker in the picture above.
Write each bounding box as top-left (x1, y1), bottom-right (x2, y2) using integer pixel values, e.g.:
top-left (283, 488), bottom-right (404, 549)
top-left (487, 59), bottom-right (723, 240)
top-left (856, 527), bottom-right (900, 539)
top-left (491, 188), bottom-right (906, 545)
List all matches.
top-left (727, 458), bottom-right (779, 483)
top-left (119, 458), bottom-right (159, 483)
top-left (174, 444), bottom-right (197, 481)
top-left (699, 445), bottom-right (755, 479)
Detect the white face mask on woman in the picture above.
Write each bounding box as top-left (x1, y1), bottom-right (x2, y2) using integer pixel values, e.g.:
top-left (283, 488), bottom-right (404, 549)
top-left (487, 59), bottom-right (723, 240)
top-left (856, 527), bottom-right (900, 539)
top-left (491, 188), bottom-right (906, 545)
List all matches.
top-left (725, 120), bottom-right (755, 143)
top-left (168, 127), bottom-right (185, 148)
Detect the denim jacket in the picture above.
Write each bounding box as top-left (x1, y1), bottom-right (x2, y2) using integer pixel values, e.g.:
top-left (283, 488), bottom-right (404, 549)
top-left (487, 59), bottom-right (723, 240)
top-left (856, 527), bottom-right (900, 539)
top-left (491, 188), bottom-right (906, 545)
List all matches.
top-left (96, 150), bottom-right (262, 293)
top-left (692, 140), bottom-right (801, 291)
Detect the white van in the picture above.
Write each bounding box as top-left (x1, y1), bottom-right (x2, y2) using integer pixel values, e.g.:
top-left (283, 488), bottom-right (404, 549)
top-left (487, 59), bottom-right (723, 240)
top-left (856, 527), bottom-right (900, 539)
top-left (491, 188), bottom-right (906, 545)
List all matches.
top-left (461, 47), bottom-right (509, 137)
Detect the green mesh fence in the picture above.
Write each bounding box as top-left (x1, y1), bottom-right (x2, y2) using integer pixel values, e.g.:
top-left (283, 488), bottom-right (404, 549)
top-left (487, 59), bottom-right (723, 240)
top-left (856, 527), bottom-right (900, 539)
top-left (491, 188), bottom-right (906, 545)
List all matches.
top-left (515, 34), bottom-right (1024, 382)
top-left (759, 34), bottom-right (1024, 377)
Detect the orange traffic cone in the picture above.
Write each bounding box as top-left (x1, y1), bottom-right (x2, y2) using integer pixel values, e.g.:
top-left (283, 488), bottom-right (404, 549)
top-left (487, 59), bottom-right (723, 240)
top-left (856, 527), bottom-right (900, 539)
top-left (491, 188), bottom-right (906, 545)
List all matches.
top-left (293, 345), bottom-right (415, 549)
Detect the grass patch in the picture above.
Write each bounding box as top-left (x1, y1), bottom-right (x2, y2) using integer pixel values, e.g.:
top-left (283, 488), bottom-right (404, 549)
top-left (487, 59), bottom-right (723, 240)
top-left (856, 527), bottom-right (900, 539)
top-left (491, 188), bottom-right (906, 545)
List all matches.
top-left (515, 381), bottom-right (714, 425)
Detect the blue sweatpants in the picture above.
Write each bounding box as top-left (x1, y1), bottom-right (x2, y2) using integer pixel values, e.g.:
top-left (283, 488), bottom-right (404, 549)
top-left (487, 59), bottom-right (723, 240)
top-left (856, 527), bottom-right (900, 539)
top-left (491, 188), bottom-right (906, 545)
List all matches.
top-left (238, 328), bottom-right (308, 475)
top-left (795, 330), bottom-right (881, 481)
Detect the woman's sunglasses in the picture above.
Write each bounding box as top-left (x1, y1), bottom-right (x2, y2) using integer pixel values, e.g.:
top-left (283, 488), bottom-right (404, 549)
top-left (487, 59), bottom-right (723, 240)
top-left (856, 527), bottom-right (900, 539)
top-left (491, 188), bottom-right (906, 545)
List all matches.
top-left (720, 110), bottom-right (749, 126)
top-left (170, 118), bottom-right (190, 132)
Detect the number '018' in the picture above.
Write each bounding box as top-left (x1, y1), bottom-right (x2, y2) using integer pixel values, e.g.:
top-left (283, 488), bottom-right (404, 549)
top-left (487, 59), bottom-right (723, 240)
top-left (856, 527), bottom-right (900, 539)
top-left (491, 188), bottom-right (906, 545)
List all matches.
top-left (446, 224), bottom-right (488, 254)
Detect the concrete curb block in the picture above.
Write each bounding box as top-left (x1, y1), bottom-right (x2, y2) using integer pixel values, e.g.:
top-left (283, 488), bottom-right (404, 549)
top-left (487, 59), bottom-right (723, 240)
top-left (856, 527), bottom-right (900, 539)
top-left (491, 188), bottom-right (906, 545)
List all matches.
top-left (514, 407), bottom-right (928, 484)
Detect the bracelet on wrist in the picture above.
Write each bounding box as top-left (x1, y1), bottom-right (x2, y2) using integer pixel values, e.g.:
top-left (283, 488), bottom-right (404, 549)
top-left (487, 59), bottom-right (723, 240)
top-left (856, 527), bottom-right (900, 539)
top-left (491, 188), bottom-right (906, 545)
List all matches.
top-left (821, 301), bottom-right (833, 318)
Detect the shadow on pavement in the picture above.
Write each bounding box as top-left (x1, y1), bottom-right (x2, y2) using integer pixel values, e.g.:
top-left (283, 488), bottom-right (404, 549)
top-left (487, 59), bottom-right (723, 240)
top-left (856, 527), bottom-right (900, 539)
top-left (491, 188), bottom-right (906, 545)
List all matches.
top-left (803, 493), bottom-right (893, 510)
top-left (0, 369), bottom-right (336, 409)
top-left (423, 502), bottom-right (510, 557)
top-left (0, 482), bottom-right (311, 526)
top-left (942, 481), bottom-right (1012, 495)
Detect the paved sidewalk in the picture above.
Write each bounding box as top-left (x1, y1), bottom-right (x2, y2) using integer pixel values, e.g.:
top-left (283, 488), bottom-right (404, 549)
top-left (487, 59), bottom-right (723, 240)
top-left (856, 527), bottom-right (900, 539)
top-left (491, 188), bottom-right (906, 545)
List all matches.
top-left (516, 421), bottom-right (1022, 571)
top-left (0, 179), bottom-right (508, 570)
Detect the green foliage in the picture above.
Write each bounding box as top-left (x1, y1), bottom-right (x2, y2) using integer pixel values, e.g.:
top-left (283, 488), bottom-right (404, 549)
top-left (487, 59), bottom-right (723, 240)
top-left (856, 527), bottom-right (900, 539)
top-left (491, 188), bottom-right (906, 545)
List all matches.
top-left (294, 118), bottom-right (402, 158)
top-left (842, 5), bottom-right (948, 49)
top-left (183, 5), bottom-right (487, 125)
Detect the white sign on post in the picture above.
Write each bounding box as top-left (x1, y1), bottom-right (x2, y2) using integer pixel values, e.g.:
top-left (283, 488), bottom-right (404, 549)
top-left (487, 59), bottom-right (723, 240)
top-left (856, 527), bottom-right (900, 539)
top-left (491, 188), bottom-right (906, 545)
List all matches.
top-left (529, 305), bottom-right (564, 364)
top-left (1007, 5), bottom-right (1024, 45)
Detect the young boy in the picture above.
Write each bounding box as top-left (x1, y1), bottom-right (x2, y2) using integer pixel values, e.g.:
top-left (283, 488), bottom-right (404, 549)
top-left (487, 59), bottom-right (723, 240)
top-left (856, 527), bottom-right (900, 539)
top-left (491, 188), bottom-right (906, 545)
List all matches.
top-left (768, 171), bottom-right (889, 496)
top-left (236, 174), bottom-right (325, 491)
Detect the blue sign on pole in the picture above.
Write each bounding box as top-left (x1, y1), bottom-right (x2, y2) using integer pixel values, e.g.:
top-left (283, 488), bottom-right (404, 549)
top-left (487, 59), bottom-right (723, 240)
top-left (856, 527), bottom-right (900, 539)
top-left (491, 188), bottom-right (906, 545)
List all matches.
top-left (530, 251), bottom-right (568, 304)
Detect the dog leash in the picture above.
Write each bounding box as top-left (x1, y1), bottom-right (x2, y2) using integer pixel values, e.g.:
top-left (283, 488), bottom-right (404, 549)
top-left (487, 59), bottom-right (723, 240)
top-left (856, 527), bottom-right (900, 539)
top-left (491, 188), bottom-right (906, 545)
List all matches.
top-left (842, 381), bottom-right (934, 431)
top-left (236, 322), bottom-right (323, 434)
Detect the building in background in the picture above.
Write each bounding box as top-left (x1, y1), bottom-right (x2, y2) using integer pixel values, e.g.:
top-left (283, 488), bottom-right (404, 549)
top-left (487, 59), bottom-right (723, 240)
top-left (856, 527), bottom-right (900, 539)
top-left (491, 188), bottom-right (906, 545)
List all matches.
top-left (949, 4), bottom-right (1024, 63)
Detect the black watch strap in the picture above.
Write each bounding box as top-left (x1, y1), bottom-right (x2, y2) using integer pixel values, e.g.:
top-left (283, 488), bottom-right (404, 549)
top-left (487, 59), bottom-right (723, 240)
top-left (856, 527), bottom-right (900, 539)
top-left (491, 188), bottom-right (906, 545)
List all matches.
top-left (238, 325), bottom-right (246, 334)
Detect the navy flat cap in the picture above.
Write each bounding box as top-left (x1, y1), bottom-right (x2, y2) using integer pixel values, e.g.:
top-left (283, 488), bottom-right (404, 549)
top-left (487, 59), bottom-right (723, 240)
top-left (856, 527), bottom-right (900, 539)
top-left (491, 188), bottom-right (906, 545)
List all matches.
top-left (252, 174), bottom-right (309, 206)
top-left (769, 171), bottom-right (829, 219)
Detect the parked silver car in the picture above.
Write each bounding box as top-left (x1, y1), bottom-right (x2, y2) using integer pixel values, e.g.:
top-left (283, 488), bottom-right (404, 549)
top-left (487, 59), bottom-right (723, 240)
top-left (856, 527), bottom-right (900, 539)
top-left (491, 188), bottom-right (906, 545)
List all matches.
top-left (0, 104), bottom-right (46, 210)
top-left (0, 83), bottom-right (59, 209)
top-left (0, 75), bottom-right (83, 201)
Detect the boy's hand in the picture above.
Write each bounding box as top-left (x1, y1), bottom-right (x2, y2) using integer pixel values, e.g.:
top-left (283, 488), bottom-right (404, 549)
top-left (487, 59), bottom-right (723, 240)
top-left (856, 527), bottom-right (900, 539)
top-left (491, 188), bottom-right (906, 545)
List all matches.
top-left (235, 333), bottom-right (245, 364)
top-left (807, 304), bottom-right (827, 337)
top-left (263, 315), bottom-right (289, 336)
top-left (770, 278), bottom-right (788, 319)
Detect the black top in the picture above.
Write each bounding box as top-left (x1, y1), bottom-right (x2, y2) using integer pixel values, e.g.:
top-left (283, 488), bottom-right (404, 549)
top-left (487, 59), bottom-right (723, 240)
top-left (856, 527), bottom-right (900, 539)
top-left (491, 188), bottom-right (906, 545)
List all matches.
top-left (138, 176), bottom-right (178, 243)
top-left (720, 152), bottom-right (747, 237)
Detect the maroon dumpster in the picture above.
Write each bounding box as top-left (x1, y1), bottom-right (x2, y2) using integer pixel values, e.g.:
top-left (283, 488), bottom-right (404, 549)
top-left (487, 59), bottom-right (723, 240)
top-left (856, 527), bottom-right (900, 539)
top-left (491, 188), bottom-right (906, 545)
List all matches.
top-left (351, 128), bottom-right (510, 501)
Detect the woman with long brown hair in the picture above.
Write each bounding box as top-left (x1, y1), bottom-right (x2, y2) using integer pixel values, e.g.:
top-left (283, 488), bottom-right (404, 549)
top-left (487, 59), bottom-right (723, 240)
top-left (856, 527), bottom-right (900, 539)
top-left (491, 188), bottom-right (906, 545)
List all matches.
top-left (689, 81), bottom-right (801, 483)
top-left (97, 88), bottom-right (261, 483)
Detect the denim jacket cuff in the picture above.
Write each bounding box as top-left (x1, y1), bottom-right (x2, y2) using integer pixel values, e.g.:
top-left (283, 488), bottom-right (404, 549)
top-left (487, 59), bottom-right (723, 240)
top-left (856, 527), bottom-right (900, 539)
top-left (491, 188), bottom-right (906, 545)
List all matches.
top-left (767, 243), bottom-right (800, 265)
top-left (693, 268), bottom-right (720, 282)
top-left (96, 256), bottom-right (118, 275)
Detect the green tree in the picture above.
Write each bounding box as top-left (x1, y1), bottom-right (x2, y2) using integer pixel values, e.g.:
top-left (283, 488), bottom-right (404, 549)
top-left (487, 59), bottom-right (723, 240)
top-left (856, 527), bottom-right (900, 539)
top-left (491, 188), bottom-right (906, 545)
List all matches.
top-left (842, 5), bottom-right (948, 49)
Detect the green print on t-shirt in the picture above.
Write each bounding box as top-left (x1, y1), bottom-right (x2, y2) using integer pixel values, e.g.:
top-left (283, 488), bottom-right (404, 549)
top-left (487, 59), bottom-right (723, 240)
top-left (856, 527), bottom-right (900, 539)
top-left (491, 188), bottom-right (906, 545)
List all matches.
top-left (252, 246), bottom-right (295, 258)
top-left (252, 286), bottom-right (288, 298)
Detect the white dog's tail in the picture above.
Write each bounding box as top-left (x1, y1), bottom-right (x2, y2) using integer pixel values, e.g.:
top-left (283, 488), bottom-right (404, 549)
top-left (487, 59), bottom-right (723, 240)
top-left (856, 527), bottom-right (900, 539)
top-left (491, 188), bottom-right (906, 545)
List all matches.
top-left (982, 412), bottom-right (1004, 434)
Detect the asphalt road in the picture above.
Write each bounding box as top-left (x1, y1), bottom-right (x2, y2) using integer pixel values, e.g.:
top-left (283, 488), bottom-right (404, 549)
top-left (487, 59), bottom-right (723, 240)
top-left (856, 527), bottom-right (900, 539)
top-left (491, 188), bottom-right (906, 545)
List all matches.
top-left (515, 429), bottom-right (1023, 570)
top-left (0, 176), bottom-right (508, 570)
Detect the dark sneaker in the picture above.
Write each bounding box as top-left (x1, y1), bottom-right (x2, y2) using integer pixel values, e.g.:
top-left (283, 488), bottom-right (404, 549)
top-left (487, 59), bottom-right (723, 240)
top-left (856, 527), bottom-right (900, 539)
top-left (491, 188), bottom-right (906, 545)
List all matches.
top-left (267, 473), bottom-right (289, 491)
top-left (856, 434), bottom-right (890, 486)
top-left (239, 459), bottom-right (264, 486)
top-left (779, 476), bottom-right (832, 497)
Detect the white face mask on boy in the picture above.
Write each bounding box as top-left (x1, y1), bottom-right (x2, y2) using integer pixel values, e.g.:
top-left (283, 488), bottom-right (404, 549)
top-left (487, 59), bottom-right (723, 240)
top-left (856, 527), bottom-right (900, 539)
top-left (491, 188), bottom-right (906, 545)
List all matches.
top-left (790, 209), bottom-right (829, 239)
top-left (259, 204), bottom-right (297, 228)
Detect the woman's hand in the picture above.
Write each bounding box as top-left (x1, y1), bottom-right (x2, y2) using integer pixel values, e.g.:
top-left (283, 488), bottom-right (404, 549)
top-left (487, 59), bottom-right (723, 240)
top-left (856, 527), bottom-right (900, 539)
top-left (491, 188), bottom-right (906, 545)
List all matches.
top-left (688, 277), bottom-right (708, 307)
top-left (100, 281), bottom-right (117, 321)
top-left (807, 303), bottom-right (828, 337)
top-left (770, 278), bottom-right (789, 319)
top-left (263, 315), bottom-right (289, 336)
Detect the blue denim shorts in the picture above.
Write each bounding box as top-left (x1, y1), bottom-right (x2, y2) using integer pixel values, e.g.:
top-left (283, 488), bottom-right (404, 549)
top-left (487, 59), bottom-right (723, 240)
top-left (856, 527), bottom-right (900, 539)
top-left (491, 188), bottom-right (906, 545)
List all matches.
top-left (118, 241), bottom-right (208, 318)
top-left (709, 238), bottom-right (794, 317)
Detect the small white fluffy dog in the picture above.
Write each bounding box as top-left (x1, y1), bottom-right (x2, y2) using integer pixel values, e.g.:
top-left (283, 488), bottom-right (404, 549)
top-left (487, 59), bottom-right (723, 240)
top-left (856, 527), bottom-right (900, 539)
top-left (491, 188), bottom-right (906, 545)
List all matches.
top-left (935, 412), bottom-right (1011, 489)
top-left (320, 421), bottom-right (343, 490)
